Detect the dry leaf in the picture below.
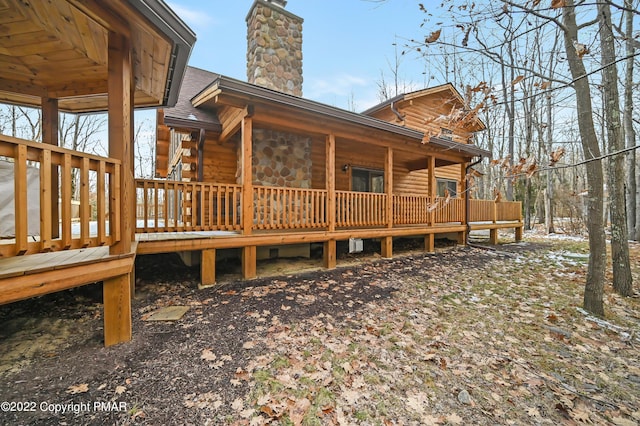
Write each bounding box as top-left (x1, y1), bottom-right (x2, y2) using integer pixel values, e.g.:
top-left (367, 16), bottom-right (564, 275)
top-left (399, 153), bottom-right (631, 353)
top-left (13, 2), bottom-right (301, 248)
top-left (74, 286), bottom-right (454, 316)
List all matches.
top-left (201, 349), bottom-right (217, 362)
top-left (512, 75), bottom-right (525, 86)
top-left (231, 398), bottom-right (244, 411)
top-left (551, 0), bottom-right (565, 8)
top-left (289, 398), bottom-right (311, 425)
top-left (66, 384), bottom-right (89, 394)
top-left (115, 385), bottom-right (126, 395)
top-left (425, 29), bottom-right (441, 43)
top-left (446, 413), bottom-right (463, 425)
top-left (243, 341), bottom-right (256, 350)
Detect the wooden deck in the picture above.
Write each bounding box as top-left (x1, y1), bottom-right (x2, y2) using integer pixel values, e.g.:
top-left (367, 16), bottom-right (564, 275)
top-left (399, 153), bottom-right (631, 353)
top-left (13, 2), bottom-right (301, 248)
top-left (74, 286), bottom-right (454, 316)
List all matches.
top-left (0, 244), bottom-right (136, 305)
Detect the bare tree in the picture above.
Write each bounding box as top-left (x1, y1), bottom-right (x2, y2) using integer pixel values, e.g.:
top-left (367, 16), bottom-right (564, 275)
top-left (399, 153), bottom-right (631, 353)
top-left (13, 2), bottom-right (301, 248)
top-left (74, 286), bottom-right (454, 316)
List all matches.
top-left (598, 0), bottom-right (633, 296)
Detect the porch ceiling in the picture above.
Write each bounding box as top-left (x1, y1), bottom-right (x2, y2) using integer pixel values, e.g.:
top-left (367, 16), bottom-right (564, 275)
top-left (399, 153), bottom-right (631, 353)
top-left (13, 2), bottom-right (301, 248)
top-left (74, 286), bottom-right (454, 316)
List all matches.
top-left (0, 0), bottom-right (195, 113)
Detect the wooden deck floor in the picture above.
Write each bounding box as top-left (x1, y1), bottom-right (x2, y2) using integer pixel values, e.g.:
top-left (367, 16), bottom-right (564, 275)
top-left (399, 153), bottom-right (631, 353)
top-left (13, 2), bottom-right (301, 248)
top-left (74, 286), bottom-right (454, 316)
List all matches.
top-left (0, 244), bottom-right (136, 305)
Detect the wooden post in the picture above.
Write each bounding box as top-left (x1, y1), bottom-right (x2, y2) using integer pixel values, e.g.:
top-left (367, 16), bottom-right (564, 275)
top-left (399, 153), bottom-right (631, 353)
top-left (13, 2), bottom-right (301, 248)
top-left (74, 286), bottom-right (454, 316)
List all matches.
top-left (242, 246), bottom-right (257, 279)
top-left (489, 229), bottom-right (498, 245)
top-left (108, 31), bottom-right (133, 256)
top-left (324, 239), bottom-right (336, 269)
top-left (427, 156), bottom-right (436, 226)
top-left (381, 236), bottom-right (393, 258)
top-left (385, 146), bottom-right (393, 228)
top-left (459, 162), bottom-right (467, 245)
top-left (14, 145), bottom-right (28, 255)
top-left (42, 98), bottom-right (59, 239)
top-left (241, 117), bottom-right (253, 235)
top-left (326, 134), bottom-right (336, 232)
top-left (201, 249), bottom-right (216, 286)
top-left (105, 31), bottom-right (133, 346)
top-left (424, 234), bottom-right (435, 253)
top-left (515, 226), bottom-right (523, 242)
top-left (103, 274), bottom-right (132, 347)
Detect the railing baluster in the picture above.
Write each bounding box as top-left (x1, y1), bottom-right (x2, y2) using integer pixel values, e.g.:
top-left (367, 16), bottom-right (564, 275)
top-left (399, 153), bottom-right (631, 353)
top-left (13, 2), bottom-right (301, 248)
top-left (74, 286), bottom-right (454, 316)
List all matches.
top-left (80, 157), bottom-right (90, 247)
top-left (97, 160), bottom-right (106, 245)
top-left (14, 144), bottom-right (28, 255)
top-left (39, 149), bottom-right (52, 252)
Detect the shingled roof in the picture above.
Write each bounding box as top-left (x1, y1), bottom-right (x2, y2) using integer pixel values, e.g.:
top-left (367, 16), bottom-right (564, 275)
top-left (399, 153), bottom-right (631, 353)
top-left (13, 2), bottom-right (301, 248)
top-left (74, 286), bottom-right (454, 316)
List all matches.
top-left (163, 66), bottom-right (222, 131)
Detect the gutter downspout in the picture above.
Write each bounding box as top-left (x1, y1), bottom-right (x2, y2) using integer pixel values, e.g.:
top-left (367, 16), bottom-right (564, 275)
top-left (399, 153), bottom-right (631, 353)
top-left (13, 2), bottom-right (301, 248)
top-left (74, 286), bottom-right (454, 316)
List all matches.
top-left (465, 156), bottom-right (483, 246)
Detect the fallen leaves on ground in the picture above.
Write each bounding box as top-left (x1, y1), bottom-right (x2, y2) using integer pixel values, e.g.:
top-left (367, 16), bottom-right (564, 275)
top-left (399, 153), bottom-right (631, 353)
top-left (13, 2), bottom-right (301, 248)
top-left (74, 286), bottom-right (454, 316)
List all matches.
top-left (2, 238), bottom-right (639, 425)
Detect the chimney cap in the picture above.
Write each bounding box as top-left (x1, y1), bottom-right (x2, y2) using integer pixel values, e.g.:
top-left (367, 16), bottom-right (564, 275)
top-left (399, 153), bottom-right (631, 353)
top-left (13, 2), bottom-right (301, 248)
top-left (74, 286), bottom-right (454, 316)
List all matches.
top-left (268, 0), bottom-right (287, 7)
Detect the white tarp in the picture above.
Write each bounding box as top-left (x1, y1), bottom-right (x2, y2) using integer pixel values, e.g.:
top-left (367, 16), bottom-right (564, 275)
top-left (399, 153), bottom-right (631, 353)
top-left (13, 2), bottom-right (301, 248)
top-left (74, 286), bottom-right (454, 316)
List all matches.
top-left (0, 159), bottom-right (41, 238)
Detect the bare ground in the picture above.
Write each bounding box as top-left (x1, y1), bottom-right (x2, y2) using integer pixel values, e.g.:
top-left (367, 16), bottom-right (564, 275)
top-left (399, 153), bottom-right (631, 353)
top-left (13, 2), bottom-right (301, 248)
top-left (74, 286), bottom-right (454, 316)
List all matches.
top-left (1, 235), bottom-right (639, 425)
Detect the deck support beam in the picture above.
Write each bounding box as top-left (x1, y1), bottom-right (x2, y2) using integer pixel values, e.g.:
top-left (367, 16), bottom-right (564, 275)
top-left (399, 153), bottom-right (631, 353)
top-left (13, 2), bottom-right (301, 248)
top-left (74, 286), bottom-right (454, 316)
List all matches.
top-left (381, 236), bottom-right (392, 258)
top-left (323, 239), bottom-right (336, 269)
top-left (424, 234), bottom-right (435, 253)
top-left (201, 249), bottom-right (216, 286)
top-left (103, 273), bottom-right (132, 347)
top-left (242, 245), bottom-right (257, 279)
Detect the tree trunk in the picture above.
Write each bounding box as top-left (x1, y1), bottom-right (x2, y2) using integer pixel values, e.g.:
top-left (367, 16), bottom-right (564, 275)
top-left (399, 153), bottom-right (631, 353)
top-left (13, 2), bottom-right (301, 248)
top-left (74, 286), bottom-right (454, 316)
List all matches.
top-left (623, 0), bottom-right (637, 241)
top-left (562, 0), bottom-right (606, 316)
top-left (598, 2), bottom-right (633, 296)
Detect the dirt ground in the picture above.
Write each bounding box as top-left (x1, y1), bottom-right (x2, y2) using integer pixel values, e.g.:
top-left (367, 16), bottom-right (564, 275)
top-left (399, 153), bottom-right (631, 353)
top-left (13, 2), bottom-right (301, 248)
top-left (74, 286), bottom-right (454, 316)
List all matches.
top-left (1, 234), bottom-right (639, 425)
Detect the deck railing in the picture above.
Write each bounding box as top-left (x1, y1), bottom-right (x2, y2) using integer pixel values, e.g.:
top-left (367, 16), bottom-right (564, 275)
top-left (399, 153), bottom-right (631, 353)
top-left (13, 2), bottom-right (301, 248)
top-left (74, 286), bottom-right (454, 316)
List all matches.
top-left (135, 179), bottom-right (241, 232)
top-left (336, 191), bottom-right (387, 227)
top-left (133, 179), bottom-right (522, 234)
top-left (254, 186), bottom-right (327, 230)
top-left (433, 197), bottom-right (465, 223)
top-left (496, 201), bottom-right (522, 221)
top-left (0, 134), bottom-right (120, 257)
top-left (469, 199), bottom-right (522, 222)
top-left (393, 194), bottom-right (433, 225)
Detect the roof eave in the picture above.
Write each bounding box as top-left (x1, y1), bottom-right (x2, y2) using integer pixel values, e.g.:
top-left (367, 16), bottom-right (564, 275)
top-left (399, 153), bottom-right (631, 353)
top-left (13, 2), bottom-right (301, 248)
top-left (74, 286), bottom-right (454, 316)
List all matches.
top-left (127, 0), bottom-right (197, 107)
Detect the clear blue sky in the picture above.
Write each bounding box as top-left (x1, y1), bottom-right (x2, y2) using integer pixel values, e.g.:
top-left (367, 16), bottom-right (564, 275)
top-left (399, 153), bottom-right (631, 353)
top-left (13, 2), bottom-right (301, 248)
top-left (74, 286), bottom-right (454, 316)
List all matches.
top-left (166, 0), bottom-right (431, 111)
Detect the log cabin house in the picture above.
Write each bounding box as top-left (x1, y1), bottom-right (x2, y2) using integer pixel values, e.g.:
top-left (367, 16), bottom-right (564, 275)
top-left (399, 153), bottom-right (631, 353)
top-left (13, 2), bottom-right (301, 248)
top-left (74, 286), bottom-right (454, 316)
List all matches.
top-left (0, 0), bottom-right (522, 347)
top-left (146, 0), bottom-right (523, 285)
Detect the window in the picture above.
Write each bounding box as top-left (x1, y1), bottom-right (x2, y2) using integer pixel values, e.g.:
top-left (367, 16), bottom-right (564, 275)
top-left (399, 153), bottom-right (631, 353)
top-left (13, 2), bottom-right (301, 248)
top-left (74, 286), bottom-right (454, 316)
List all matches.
top-left (440, 127), bottom-right (454, 140)
top-left (351, 168), bottom-right (384, 193)
top-left (437, 179), bottom-right (457, 197)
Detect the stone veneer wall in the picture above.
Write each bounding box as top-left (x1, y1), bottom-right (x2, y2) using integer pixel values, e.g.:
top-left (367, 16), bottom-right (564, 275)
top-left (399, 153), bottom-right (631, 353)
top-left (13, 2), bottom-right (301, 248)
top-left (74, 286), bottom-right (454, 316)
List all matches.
top-left (250, 129), bottom-right (312, 188)
top-left (246, 0), bottom-right (303, 96)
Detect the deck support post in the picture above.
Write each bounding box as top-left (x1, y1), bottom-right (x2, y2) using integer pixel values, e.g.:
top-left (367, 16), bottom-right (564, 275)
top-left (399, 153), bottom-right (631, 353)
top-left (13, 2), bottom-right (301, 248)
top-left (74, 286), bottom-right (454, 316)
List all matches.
top-left (424, 234), bottom-right (435, 253)
top-left (489, 229), bottom-right (499, 245)
top-left (242, 246), bottom-right (257, 279)
top-left (201, 249), bottom-right (216, 286)
top-left (103, 273), bottom-right (132, 347)
top-left (457, 232), bottom-right (465, 246)
top-left (381, 236), bottom-right (392, 258)
top-left (515, 226), bottom-right (523, 242)
top-left (105, 31), bottom-right (134, 346)
top-left (323, 239), bottom-right (336, 269)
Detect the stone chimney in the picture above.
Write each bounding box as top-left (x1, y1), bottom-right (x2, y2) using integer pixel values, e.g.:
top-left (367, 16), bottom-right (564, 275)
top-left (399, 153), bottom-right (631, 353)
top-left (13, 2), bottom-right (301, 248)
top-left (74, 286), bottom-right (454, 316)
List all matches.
top-left (246, 0), bottom-right (303, 96)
